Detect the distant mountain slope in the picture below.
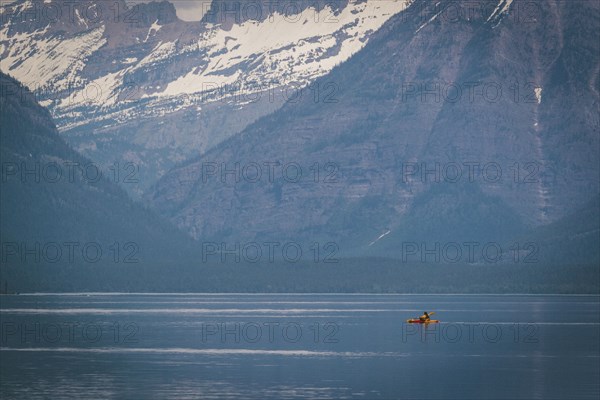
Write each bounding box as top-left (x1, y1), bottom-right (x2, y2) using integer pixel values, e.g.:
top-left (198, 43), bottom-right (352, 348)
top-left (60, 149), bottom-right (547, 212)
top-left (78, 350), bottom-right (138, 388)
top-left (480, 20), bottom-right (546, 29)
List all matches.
top-left (146, 0), bottom-right (599, 260)
top-left (519, 195), bottom-right (600, 265)
top-left (0, 72), bottom-right (195, 271)
top-left (0, 0), bottom-right (412, 194)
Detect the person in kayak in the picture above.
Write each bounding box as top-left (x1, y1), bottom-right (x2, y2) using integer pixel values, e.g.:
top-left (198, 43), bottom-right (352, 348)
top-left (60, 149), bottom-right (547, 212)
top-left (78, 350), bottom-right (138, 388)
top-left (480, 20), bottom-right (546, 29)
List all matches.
top-left (419, 312), bottom-right (431, 322)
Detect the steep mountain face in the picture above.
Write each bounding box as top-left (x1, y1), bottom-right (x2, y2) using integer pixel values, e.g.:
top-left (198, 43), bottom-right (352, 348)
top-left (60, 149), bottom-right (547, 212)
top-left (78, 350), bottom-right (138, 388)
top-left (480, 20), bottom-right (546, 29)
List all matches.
top-left (0, 0), bottom-right (411, 195)
top-left (146, 0), bottom-right (600, 259)
top-left (0, 72), bottom-right (195, 268)
top-left (516, 195), bottom-right (600, 265)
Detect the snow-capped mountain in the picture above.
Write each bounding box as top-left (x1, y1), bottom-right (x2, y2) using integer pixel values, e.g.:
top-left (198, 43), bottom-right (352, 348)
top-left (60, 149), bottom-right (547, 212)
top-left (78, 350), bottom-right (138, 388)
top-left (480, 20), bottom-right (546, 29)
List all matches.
top-left (145, 0), bottom-right (599, 256)
top-left (1, 0), bottom-right (412, 194)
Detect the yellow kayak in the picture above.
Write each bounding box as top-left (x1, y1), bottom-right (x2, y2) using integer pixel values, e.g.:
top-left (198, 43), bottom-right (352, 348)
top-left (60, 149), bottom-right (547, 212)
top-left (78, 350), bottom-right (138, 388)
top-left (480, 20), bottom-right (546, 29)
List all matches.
top-left (406, 319), bottom-right (439, 324)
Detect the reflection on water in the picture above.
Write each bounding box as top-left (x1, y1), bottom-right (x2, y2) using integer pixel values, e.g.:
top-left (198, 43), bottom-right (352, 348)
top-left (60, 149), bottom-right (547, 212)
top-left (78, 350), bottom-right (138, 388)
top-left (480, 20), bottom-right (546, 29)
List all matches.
top-left (1, 294), bottom-right (599, 399)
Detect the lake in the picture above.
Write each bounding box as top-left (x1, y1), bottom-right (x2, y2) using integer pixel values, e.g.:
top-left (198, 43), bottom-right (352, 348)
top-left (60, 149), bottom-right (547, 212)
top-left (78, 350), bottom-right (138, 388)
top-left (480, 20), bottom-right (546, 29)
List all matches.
top-left (1, 293), bottom-right (599, 399)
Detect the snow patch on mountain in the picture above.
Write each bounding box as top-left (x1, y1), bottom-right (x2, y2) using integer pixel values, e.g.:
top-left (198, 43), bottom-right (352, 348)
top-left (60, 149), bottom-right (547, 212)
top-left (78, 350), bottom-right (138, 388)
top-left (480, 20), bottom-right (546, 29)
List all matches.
top-left (158, 0), bottom-right (411, 99)
top-left (368, 230), bottom-right (391, 246)
top-left (534, 87), bottom-right (542, 104)
top-left (487, 0), bottom-right (514, 22)
top-left (1, 0), bottom-right (411, 115)
top-left (61, 70), bottom-right (121, 107)
top-left (415, 8), bottom-right (443, 34)
top-left (0, 24), bottom-right (107, 92)
top-left (144, 20), bottom-right (162, 42)
top-left (135, 41), bottom-right (178, 70)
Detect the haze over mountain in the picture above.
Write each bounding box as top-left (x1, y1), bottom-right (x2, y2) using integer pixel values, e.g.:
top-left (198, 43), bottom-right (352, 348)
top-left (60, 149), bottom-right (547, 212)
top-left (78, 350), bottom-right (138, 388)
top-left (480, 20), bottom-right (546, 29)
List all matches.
top-left (1, 0), bottom-right (411, 195)
top-left (0, 68), bottom-right (597, 292)
top-left (0, 71), bottom-right (195, 274)
top-left (1, 0), bottom-right (598, 281)
top-left (146, 0), bottom-right (600, 259)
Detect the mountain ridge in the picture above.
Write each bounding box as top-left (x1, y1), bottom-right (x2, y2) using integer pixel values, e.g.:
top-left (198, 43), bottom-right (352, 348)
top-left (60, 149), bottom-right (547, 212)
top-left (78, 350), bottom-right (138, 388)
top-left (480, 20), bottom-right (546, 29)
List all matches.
top-left (0, 71), bottom-right (196, 271)
top-left (1, 0), bottom-right (412, 194)
top-left (145, 0), bottom-right (600, 261)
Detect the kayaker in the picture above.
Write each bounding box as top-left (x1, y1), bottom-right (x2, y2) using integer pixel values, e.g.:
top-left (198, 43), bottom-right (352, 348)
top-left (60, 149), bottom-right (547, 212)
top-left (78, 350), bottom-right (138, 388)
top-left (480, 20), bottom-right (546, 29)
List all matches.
top-left (419, 312), bottom-right (430, 322)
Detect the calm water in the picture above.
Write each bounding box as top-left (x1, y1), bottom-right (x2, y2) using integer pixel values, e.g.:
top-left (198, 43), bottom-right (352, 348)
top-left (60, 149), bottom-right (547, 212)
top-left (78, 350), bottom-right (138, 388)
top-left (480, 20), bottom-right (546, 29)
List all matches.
top-left (1, 294), bottom-right (599, 399)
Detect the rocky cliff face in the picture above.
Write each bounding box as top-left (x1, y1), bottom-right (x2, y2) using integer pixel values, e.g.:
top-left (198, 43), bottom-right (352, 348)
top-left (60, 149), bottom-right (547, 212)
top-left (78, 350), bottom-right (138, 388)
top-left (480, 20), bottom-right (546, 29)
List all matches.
top-left (146, 0), bottom-right (599, 258)
top-left (1, 0), bottom-right (411, 195)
